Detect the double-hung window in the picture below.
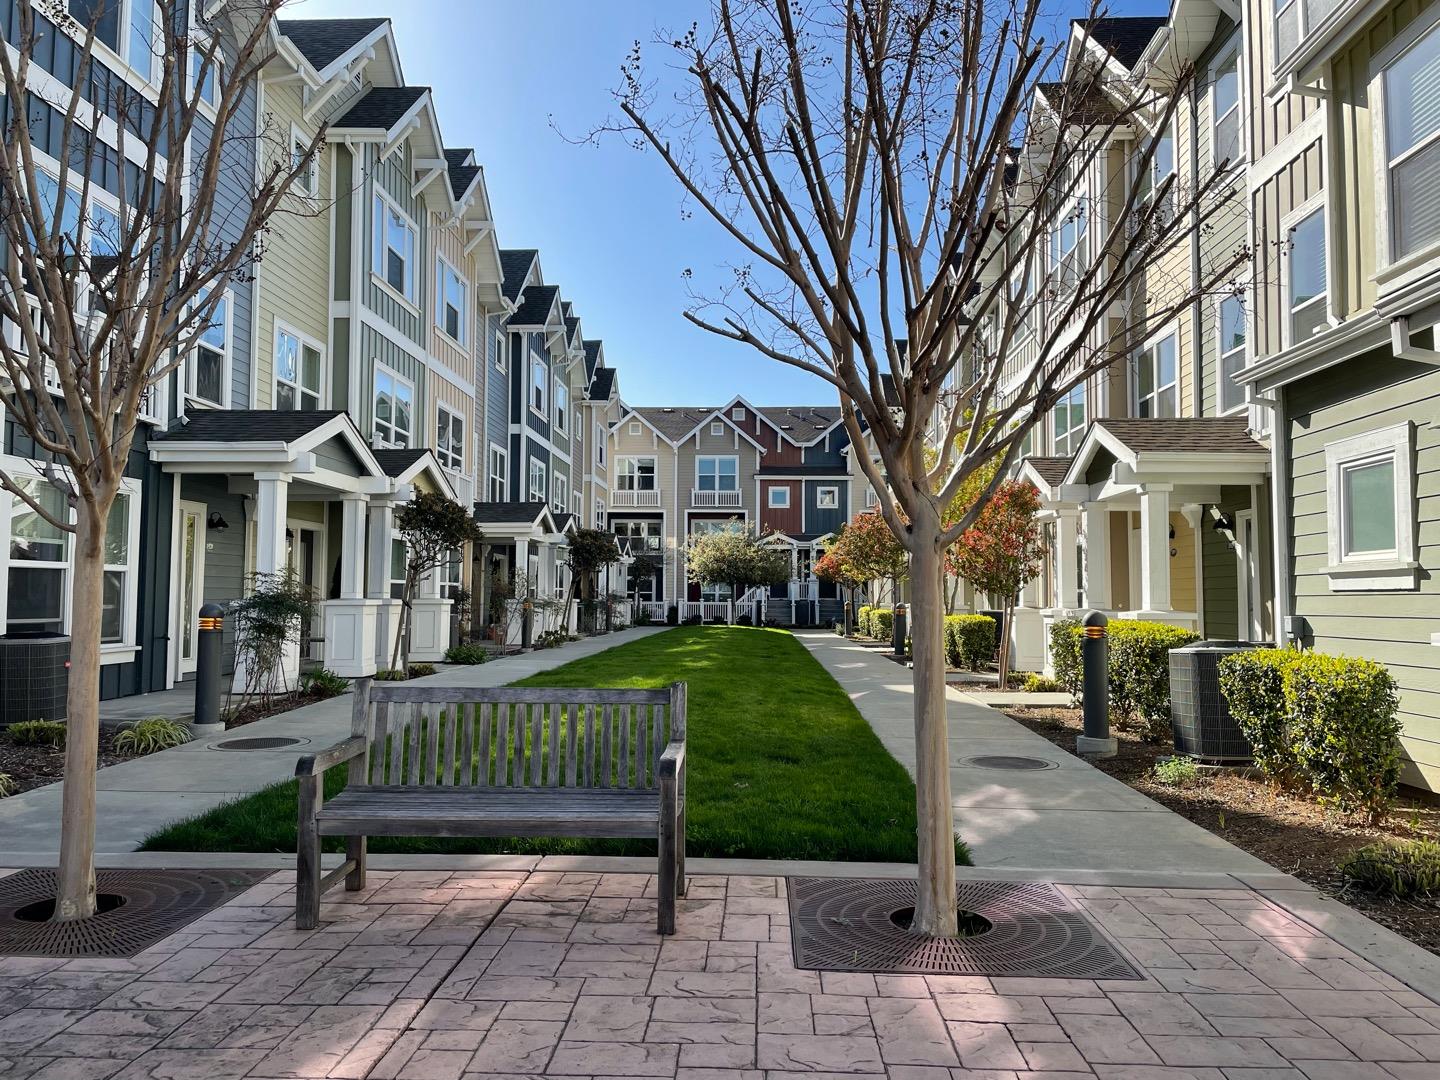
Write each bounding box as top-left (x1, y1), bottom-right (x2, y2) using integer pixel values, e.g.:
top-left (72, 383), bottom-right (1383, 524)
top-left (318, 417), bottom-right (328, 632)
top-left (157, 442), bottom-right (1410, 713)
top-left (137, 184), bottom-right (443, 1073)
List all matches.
top-left (373, 366), bottom-right (414, 448)
top-left (372, 193), bottom-right (417, 303)
top-left (1323, 424), bottom-right (1417, 590)
top-left (528, 458), bottom-right (547, 501)
top-left (495, 329), bottom-right (506, 372)
top-left (274, 324), bottom-right (322, 410)
top-left (554, 382), bottom-right (568, 433)
top-left (488, 445), bottom-right (508, 501)
top-left (1133, 332), bottom-right (1177, 418)
top-left (595, 500), bottom-right (606, 529)
top-left (529, 356), bottom-right (547, 416)
top-left (1051, 382), bottom-right (1086, 456)
top-left (617, 457), bottom-right (656, 491)
top-left (1218, 293), bottom-right (1248, 414)
top-left (436, 258), bottom-right (466, 343)
top-left (1378, 17), bottom-right (1440, 263)
top-left (1049, 198), bottom-right (1087, 294)
top-left (1137, 123), bottom-right (1176, 219)
top-left (1285, 206), bottom-right (1327, 343)
top-left (1211, 48), bottom-right (1242, 167)
top-left (189, 289), bottom-right (230, 407)
top-left (696, 456), bottom-right (738, 491)
top-left (595, 422), bottom-right (606, 466)
top-left (436, 404), bottom-right (465, 473)
top-left (291, 125), bottom-right (318, 197)
top-left (552, 473), bottom-right (568, 515)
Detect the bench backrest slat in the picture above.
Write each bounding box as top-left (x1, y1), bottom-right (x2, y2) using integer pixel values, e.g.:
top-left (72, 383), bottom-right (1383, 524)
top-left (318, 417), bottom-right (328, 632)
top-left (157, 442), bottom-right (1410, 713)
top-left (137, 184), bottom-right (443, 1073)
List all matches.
top-left (349, 679), bottom-right (681, 791)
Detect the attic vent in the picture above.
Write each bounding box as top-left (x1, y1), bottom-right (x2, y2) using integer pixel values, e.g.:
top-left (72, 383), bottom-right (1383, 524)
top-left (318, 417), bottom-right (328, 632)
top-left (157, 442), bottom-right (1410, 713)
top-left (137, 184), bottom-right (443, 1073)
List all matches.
top-left (732, 407), bottom-right (745, 421)
top-left (662, 408), bottom-right (675, 413)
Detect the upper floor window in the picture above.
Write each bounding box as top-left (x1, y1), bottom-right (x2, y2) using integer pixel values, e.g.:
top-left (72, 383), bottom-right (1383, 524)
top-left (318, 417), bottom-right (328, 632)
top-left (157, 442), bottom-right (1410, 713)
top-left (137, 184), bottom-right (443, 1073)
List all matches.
top-left (1137, 123), bottom-right (1176, 218)
top-left (436, 403), bottom-right (465, 473)
top-left (554, 382), bottom-right (569, 432)
top-left (528, 457), bottom-right (547, 501)
top-left (595, 500), bottom-right (606, 529)
top-left (816, 486), bottom-right (839, 509)
top-left (1380, 18), bottom-right (1440, 262)
top-left (372, 192), bottom-right (417, 303)
top-left (1133, 332), bottom-right (1177, 419)
top-left (1274, 0), bottom-right (1341, 69)
top-left (768, 486), bottom-right (790, 509)
top-left (274, 324), bottom-right (322, 411)
top-left (696, 455), bottom-right (738, 491)
top-left (529, 355), bottom-right (547, 416)
top-left (291, 126), bottom-right (318, 197)
top-left (710, 421), bottom-right (724, 436)
top-left (436, 258), bottom-right (466, 343)
top-left (1049, 199), bottom-right (1088, 295)
top-left (1285, 206), bottom-right (1327, 344)
top-left (69, 0), bottom-right (158, 81)
top-left (1211, 48), bottom-right (1242, 168)
top-left (552, 472), bottom-right (568, 515)
top-left (1218, 293), bottom-right (1248, 414)
top-left (1052, 382), bottom-right (1085, 456)
top-left (488, 444), bottom-right (507, 501)
top-left (732, 407), bottom-right (745, 421)
top-left (617, 457), bottom-right (656, 491)
top-left (595, 422), bottom-right (606, 466)
top-left (494, 329), bottom-right (506, 372)
top-left (373, 366), bottom-right (414, 448)
top-left (188, 289), bottom-right (230, 407)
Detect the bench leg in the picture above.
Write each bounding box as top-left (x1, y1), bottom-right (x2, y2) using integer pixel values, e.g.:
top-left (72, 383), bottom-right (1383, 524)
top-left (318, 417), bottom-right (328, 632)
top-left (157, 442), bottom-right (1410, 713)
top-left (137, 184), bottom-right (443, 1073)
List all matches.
top-left (345, 835), bottom-right (367, 892)
top-left (296, 778), bottom-right (322, 930)
top-left (676, 799), bottom-right (686, 898)
top-left (658, 778), bottom-right (678, 935)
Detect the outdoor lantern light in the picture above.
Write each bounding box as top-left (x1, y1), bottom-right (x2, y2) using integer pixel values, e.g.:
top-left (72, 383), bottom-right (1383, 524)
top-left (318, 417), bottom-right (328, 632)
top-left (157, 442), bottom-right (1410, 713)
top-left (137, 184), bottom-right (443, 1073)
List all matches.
top-left (1212, 512), bottom-right (1234, 534)
top-left (206, 511), bottom-right (229, 531)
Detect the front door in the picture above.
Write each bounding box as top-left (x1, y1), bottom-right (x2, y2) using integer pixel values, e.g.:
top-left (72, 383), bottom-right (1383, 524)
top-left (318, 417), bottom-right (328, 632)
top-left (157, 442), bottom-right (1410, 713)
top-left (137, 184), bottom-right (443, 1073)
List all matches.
top-left (287, 524), bottom-right (323, 661)
top-left (175, 500), bottom-right (207, 677)
top-left (1235, 509), bottom-right (1263, 640)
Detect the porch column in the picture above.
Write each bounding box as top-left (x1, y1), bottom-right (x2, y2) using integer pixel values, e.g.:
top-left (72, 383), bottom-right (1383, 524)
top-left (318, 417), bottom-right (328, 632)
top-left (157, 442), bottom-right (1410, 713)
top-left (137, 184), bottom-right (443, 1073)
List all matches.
top-left (1083, 503), bottom-right (1111, 610)
top-left (1139, 483), bottom-right (1173, 613)
top-left (1053, 507), bottom-right (1080, 611)
top-left (323, 494), bottom-right (381, 678)
top-left (367, 502), bottom-right (395, 599)
top-left (339, 494), bottom-right (366, 599)
top-left (254, 473), bottom-right (289, 576)
top-left (514, 538), bottom-right (531, 595)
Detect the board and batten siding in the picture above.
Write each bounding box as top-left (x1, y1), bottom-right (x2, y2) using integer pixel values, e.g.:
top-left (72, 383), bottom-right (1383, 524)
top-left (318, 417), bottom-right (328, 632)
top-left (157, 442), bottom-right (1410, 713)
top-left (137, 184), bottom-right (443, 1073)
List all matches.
top-left (360, 323), bottom-right (426, 438)
top-left (1243, 0), bottom-right (1323, 159)
top-left (254, 79), bottom-right (332, 410)
top-left (484, 313), bottom-right (509, 465)
top-left (429, 213), bottom-right (476, 387)
top-left (364, 142), bottom-right (427, 345)
top-left (1251, 140), bottom-right (1325, 359)
top-left (430, 366), bottom-right (476, 478)
top-left (1285, 355), bottom-right (1440, 790)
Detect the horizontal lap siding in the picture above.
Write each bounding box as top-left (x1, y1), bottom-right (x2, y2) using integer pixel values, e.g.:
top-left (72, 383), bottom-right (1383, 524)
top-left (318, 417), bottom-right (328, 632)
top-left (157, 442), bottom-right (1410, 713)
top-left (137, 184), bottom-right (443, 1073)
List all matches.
top-left (1286, 356), bottom-right (1440, 790)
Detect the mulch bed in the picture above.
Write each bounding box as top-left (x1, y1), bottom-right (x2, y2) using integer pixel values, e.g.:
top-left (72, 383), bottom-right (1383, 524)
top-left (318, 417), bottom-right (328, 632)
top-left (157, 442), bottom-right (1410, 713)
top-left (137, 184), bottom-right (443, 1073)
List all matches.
top-left (0, 732), bottom-right (129, 797)
top-left (1003, 703), bottom-right (1440, 956)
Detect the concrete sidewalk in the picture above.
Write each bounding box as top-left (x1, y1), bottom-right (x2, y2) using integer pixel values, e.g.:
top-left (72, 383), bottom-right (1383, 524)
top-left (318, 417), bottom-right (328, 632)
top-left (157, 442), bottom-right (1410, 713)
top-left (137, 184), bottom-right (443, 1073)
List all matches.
top-left (0, 627), bottom-right (666, 855)
top-left (798, 630), bottom-right (1277, 877)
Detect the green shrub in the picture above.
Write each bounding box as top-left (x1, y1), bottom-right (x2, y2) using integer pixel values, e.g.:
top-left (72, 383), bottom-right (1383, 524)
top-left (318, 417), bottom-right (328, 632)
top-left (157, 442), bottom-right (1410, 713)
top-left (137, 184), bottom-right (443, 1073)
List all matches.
top-left (1220, 649), bottom-right (1403, 818)
top-left (6, 720), bottom-right (66, 747)
top-left (1050, 618), bottom-right (1082, 699)
top-left (375, 668), bottom-right (408, 681)
top-left (856, 605), bottom-right (873, 637)
top-left (635, 608), bottom-right (653, 626)
top-left (114, 717), bottom-right (191, 755)
top-left (0, 774), bottom-right (15, 798)
top-left (1023, 673), bottom-right (1062, 693)
top-left (300, 669), bottom-right (349, 698)
top-left (944, 615), bottom-right (997, 670)
top-left (444, 643), bottom-right (489, 665)
top-left (869, 608), bottom-right (894, 642)
top-left (1340, 840), bottom-right (1440, 899)
top-left (408, 663), bottom-right (438, 679)
top-left (1152, 756), bottom-right (1201, 787)
top-left (1050, 619), bottom-right (1199, 739)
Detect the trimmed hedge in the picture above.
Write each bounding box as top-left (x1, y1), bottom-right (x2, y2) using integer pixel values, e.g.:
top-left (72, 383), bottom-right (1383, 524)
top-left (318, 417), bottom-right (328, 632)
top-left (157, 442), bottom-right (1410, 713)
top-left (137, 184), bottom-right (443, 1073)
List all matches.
top-left (856, 606), bottom-right (895, 641)
top-left (1050, 618), bottom-right (1201, 740)
top-left (1219, 648), bottom-right (1402, 819)
top-left (944, 615), bottom-right (996, 670)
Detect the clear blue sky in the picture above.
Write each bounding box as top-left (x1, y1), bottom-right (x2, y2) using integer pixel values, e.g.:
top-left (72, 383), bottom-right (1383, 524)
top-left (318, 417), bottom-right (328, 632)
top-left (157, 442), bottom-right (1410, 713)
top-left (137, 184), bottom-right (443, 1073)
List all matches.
top-left (291, 0), bottom-right (1123, 407)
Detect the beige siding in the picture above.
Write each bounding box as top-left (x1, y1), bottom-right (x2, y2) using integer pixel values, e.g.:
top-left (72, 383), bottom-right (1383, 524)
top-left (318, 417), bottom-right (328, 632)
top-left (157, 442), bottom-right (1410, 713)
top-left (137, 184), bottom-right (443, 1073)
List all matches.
top-left (1244, 0), bottom-right (1322, 159)
top-left (430, 369), bottom-right (476, 479)
top-left (428, 213), bottom-right (476, 387)
top-left (1252, 140), bottom-right (1325, 359)
top-left (611, 421), bottom-right (682, 598)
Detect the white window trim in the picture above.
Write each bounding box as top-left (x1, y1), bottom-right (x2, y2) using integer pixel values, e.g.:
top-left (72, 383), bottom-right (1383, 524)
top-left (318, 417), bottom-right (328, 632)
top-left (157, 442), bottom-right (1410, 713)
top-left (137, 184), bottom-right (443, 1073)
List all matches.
top-left (1281, 194), bottom-right (1330, 350)
top-left (528, 457), bottom-right (548, 502)
top-left (488, 442), bottom-right (508, 502)
top-left (1131, 324), bottom-right (1178, 419)
top-left (290, 122), bottom-right (319, 198)
top-left (1370, 6), bottom-right (1440, 285)
top-left (1051, 382), bottom-right (1086, 456)
top-left (595, 421), bottom-right (607, 466)
top-left (1215, 291), bottom-right (1248, 417)
top-left (186, 288), bottom-right (233, 409)
top-left (768, 486), bottom-right (791, 509)
top-left (372, 363), bottom-right (415, 449)
top-left (273, 319), bottom-right (325, 411)
top-left (436, 401), bottom-right (467, 476)
top-left (695, 454), bottom-right (739, 490)
top-left (628, 421), bottom-right (641, 435)
top-left (1323, 422), bottom-right (1417, 591)
top-left (494, 328), bottom-right (506, 372)
top-left (1208, 40), bottom-right (1245, 170)
top-left (731, 407), bottom-right (745, 421)
top-left (710, 421), bottom-right (724, 436)
top-left (554, 381), bottom-right (569, 433)
top-left (594, 499), bottom-right (606, 529)
top-left (371, 187), bottom-right (419, 310)
top-left (435, 254), bottom-right (467, 347)
top-left (816, 486), bottom-right (839, 509)
top-left (529, 353), bottom-right (549, 420)
top-left (552, 472), bottom-right (568, 514)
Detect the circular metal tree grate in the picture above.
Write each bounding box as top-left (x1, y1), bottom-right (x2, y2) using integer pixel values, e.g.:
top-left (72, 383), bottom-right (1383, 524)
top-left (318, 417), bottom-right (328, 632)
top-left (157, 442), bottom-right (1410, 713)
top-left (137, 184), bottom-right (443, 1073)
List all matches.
top-left (0, 868), bottom-right (272, 958)
top-left (210, 736), bottom-right (307, 751)
top-left (960, 755), bottom-right (1058, 771)
top-left (787, 877), bottom-right (1143, 979)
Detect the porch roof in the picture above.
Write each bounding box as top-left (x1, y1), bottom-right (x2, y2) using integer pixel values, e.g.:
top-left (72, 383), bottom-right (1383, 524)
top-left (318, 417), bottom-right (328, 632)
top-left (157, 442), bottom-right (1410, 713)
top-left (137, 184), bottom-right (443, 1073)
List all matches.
top-left (372, 448), bottom-right (456, 501)
top-left (1018, 455), bottom-right (1073, 499)
top-left (1061, 417), bottom-right (1270, 502)
top-left (473, 500), bottom-right (562, 540)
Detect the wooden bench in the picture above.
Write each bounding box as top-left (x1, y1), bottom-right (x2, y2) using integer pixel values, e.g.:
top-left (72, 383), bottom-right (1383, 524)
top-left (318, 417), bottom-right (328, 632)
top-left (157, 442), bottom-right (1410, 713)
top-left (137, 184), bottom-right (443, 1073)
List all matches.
top-left (294, 679), bottom-right (687, 933)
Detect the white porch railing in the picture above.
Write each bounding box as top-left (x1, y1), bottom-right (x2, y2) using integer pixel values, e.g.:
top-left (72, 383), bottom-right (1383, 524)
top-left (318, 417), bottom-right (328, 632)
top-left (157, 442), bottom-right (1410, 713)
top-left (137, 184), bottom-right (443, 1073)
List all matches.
top-left (682, 600), bottom-right (732, 622)
top-left (612, 489), bottom-right (661, 507)
top-left (634, 600), bottom-right (669, 623)
top-left (690, 489), bottom-right (742, 508)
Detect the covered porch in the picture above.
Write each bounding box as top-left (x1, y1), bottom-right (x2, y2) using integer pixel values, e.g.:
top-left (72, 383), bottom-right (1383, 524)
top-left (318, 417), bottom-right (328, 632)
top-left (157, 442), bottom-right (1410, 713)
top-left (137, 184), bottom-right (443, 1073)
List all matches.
top-left (470, 501), bottom-right (571, 645)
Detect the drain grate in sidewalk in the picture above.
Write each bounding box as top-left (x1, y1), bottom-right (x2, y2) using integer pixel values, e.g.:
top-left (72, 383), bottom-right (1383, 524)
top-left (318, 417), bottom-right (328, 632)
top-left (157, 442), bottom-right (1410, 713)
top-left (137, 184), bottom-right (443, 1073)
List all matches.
top-left (0, 868), bottom-right (272, 957)
top-left (787, 876), bottom-right (1143, 979)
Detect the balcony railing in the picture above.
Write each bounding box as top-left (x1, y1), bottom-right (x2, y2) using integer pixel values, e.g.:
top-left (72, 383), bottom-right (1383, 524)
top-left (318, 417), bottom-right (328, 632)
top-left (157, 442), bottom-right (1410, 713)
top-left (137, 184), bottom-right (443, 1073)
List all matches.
top-left (691, 489), bottom-right (742, 508)
top-left (612, 488), bottom-right (661, 507)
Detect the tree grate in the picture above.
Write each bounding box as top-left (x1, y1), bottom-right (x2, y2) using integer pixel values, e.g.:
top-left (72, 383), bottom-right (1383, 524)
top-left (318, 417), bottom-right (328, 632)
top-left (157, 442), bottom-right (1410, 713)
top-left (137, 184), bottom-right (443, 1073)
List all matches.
top-left (787, 877), bottom-right (1144, 979)
top-left (0, 868), bottom-right (272, 958)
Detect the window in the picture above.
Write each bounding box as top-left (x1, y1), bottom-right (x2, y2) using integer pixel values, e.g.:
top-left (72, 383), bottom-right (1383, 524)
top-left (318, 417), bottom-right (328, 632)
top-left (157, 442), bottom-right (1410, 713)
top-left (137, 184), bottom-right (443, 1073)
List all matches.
top-left (440, 549), bottom-right (463, 600)
top-left (494, 329), bottom-right (506, 372)
top-left (1285, 207), bottom-right (1327, 343)
top-left (1136, 123), bottom-right (1176, 219)
top-left (614, 518), bottom-right (662, 553)
top-left (865, 487), bottom-right (878, 508)
top-left (1218, 293), bottom-right (1248, 414)
top-left (1379, 19), bottom-right (1440, 261)
top-left (190, 21), bottom-right (219, 108)
top-left (768, 486), bottom-right (791, 509)
top-left (101, 492), bottom-right (132, 644)
top-left (710, 421), bottom-right (724, 436)
top-left (617, 457), bottom-right (656, 491)
top-left (552, 473), bottom-right (568, 515)
top-left (436, 404), bottom-right (465, 473)
top-left (188, 290), bottom-right (230, 407)
top-left (69, 0), bottom-right (120, 53)
top-left (528, 458), bottom-right (547, 501)
top-left (274, 324), bottom-right (322, 411)
top-left (390, 539), bottom-right (406, 600)
top-left (530, 356), bottom-right (548, 416)
top-left (1323, 424), bottom-right (1416, 590)
top-left (595, 422), bottom-right (606, 466)
top-left (372, 193), bottom-right (417, 302)
top-left (291, 125), bottom-right (318, 197)
top-left (691, 520), bottom-right (742, 537)
top-left (573, 490), bottom-right (582, 517)
top-left (127, 0), bottom-right (156, 81)
top-left (554, 382), bottom-right (568, 432)
top-left (1052, 382), bottom-right (1086, 456)
top-left (1132, 332), bottom-right (1177, 418)
top-left (373, 366), bottom-right (414, 448)
top-left (488, 444), bottom-right (507, 501)
top-left (436, 258), bottom-right (466, 343)
top-left (1212, 48), bottom-right (1241, 167)
top-left (732, 407), bottom-right (745, 421)
top-left (1274, 0), bottom-right (1346, 68)
top-left (816, 486), bottom-right (839, 509)
top-left (595, 500), bottom-right (606, 529)
top-left (628, 421), bottom-right (641, 435)
top-left (696, 456), bottom-right (738, 491)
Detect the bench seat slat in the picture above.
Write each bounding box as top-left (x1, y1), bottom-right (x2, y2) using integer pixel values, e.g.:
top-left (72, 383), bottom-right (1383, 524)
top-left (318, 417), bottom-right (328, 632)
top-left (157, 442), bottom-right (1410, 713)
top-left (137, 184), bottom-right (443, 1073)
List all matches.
top-left (314, 786), bottom-right (662, 838)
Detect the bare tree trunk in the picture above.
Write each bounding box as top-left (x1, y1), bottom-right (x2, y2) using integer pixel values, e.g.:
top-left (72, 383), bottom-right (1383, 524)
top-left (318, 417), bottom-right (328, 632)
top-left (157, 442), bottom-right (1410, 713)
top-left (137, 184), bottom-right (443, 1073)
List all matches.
top-left (54, 505), bottom-right (107, 922)
top-left (908, 527), bottom-right (958, 937)
top-left (997, 601), bottom-right (1015, 690)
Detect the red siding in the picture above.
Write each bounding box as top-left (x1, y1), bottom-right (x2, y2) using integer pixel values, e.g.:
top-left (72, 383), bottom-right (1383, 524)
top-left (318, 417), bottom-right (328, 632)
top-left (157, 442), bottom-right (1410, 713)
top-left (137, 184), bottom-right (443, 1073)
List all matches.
top-left (760, 482), bottom-right (802, 534)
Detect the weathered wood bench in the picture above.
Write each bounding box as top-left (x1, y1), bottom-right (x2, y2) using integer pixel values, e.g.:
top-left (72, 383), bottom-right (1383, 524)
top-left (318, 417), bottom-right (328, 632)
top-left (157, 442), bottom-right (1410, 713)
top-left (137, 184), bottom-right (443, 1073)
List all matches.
top-left (294, 679), bottom-right (687, 933)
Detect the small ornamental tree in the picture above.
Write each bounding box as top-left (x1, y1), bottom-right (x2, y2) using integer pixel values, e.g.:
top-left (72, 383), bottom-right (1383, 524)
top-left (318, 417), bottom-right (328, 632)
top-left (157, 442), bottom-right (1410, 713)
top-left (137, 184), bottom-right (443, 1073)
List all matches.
top-left (829, 510), bottom-right (908, 606)
top-left (391, 491), bottom-right (483, 671)
top-left (946, 481), bottom-right (1046, 687)
top-left (815, 544), bottom-right (865, 632)
top-left (686, 524), bottom-right (789, 611)
top-left (563, 527), bottom-right (621, 630)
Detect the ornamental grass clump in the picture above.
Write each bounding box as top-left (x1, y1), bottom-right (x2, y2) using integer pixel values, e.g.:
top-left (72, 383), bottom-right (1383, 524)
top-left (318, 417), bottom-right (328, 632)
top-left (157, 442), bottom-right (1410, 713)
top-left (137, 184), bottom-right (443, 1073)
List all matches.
top-left (114, 717), bottom-right (191, 755)
top-left (0, 774), bottom-right (15, 798)
top-left (6, 719), bottom-right (66, 747)
top-left (1339, 840), bottom-right (1440, 899)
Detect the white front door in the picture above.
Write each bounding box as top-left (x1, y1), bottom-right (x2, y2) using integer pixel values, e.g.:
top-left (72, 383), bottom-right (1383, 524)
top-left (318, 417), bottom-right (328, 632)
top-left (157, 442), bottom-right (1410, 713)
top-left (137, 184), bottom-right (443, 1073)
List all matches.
top-left (175, 500), bottom-right (207, 676)
top-left (1235, 509), bottom-right (1263, 640)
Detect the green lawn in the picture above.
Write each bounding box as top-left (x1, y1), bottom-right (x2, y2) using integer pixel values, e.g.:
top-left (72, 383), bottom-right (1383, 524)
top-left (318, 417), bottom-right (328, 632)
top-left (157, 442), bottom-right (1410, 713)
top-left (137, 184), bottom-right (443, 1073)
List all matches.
top-left (141, 626), bottom-right (969, 864)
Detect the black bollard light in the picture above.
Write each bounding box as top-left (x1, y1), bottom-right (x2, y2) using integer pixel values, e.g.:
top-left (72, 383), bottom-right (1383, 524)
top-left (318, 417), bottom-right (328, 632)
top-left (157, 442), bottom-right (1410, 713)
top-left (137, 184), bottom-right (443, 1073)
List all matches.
top-left (1076, 610), bottom-right (1116, 757)
top-left (193, 603), bottom-right (225, 735)
top-left (892, 603), bottom-right (907, 659)
top-left (843, 600), bottom-right (853, 637)
top-left (521, 596), bottom-right (533, 650)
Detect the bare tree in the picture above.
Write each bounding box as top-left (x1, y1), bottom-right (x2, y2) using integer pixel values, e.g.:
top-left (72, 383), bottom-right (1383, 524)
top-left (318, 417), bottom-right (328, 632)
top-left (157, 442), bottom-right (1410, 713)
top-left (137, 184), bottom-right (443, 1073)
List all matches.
top-left (605, 0), bottom-right (1246, 934)
top-left (0, 0), bottom-right (323, 921)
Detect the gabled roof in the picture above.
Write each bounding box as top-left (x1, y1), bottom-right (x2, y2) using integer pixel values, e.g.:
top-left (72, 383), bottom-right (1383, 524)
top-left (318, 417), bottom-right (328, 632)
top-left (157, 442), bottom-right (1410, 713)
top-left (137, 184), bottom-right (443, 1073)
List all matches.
top-left (1035, 80), bottom-right (1119, 126)
top-left (500, 249), bottom-right (538, 303)
top-left (508, 284), bottom-right (561, 329)
top-left (154, 409), bottom-right (344, 442)
top-left (371, 448), bottom-right (429, 477)
top-left (1076, 16), bottom-right (1167, 69)
top-left (278, 18), bottom-right (387, 72)
top-left (757, 406), bottom-right (842, 440)
top-left (149, 410), bottom-right (387, 484)
top-left (564, 314), bottom-right (581, 345)
top-left (333, 86), bottom-right (428, 133)
top-left (444, 148), bottom-right (481, 202)
top-left (1020, 456), bottom-right (1073, 489)
top-left (371, 447), bottom-right (456, 499)
top-left (472, 501), bottom-right (560, 537)
top-left (588, 367), bottom-right (616, 402)
top-left (583, 339), bottom-right (602, 379)
top-left (632, 406), bottom-right (720, 442)
top-left (1094, 418), bottom-right (1267, 456)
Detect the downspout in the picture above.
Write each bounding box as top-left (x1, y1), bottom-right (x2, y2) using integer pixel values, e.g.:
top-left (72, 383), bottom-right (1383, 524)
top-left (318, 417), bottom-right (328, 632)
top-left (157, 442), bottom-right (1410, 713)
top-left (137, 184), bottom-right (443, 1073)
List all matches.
top-left (1189, 76), bottom-right (1203, 417)
top-left (1268, 390), bottom-right (1291, 645)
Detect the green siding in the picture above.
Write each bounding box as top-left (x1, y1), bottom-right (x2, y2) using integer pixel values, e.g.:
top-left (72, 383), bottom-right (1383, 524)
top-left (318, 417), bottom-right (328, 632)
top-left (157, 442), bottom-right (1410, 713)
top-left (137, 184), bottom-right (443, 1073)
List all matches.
top-left (360, 323), bottom-right (426, 436)
top-left (364, 143), bottom-right (427, 345)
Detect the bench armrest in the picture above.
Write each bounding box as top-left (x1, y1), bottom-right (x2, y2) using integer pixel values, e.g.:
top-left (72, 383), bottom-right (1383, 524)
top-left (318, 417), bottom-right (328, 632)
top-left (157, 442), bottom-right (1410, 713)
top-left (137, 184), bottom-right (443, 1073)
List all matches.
top-left (658, 740), bottom-right (686, 780)
top-left (295, 736), bottom-right (367, 778)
